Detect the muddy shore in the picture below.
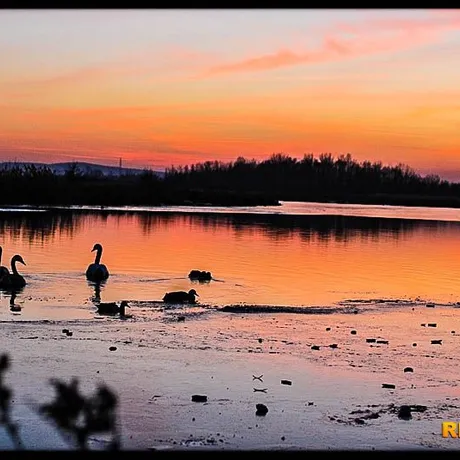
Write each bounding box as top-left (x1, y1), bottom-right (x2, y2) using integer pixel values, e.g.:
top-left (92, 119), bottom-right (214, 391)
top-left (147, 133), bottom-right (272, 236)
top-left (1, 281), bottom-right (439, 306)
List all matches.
top-left (1, 302), bottom-right (459, 450)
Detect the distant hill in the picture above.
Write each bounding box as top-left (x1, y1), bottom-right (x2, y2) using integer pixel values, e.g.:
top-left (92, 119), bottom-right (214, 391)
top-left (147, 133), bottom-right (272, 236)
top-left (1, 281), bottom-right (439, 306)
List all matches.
top-left (0, 161), bottom-right (165, 178)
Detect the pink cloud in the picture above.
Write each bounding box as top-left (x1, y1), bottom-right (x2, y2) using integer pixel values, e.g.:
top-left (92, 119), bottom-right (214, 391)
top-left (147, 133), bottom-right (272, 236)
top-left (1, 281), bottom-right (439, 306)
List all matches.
top-left (203, 11), bottom-right (460, 76)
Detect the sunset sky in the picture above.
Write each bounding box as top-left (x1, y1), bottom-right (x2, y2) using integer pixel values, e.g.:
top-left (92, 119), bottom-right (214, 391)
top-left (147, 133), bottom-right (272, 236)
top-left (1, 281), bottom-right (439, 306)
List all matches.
top-left (1, 9), bottom-right (460, 180)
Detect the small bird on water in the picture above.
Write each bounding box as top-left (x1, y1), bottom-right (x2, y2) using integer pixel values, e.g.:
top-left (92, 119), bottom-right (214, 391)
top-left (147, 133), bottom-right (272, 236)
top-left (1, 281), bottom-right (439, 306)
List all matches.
top-left (188, 270), bottom-right (212, 281)
top-left (96, 300), bottom-right (130, 317)
top-left (163, 289), bottom-right (199, 304)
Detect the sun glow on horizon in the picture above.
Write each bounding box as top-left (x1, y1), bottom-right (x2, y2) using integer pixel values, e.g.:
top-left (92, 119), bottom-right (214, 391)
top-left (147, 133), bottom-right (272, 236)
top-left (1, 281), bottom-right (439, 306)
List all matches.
top-left (1, 9), bottom-right (460, 180)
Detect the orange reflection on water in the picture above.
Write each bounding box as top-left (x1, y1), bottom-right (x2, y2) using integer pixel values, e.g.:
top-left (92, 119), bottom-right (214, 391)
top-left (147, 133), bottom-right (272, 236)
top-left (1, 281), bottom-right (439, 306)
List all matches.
top-left (0, 210), bottom-right (460, 315)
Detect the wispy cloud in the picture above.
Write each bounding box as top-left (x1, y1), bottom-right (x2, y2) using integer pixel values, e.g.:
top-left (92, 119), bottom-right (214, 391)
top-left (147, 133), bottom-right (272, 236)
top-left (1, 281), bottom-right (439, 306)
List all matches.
top-left (202, 11), bottom-right (460, 77)
top-left (5, 11), bottom-right (460, 90)
top-left (202, 40), bottom-right (351, 76)
top-left (1, 45), bottom-right (215, 94)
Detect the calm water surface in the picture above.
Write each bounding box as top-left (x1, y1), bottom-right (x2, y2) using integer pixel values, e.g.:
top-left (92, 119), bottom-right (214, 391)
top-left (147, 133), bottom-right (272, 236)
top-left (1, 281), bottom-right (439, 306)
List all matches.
top-left (1, 201), bottom-right (460, 320)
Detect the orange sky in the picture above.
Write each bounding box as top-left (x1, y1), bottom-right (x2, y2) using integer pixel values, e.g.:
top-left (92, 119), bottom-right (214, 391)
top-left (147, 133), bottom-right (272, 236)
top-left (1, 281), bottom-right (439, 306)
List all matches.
top-left (1, 9), bottom-right (460, 180)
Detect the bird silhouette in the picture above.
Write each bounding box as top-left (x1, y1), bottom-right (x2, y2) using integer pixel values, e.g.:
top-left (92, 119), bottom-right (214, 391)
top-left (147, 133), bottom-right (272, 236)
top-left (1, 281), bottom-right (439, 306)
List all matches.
top-left (86, 243), bottom-right (109, 282)
top-left (0, 255), bottom-right (26, 289)
top-left (0, 246), bottom-right (10, 280)
top-left (188, 270), bottom-right (212, 282)
top-left (96, 300), bottom-right (129, 317)
top-left (163, 289), bottom-right (199, 304)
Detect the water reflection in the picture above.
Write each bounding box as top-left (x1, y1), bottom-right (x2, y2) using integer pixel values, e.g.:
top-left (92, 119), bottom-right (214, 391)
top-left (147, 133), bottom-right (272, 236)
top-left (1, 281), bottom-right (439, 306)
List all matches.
top-left (121, 211), bottom-right (460, 243)
top-left (137, 212), bottom-right (460, 244)
top-left (0, 211), bottom-right (82, 244)
top-left (88, 280), bottom-right (105, 305)
top-left (0, 208), bottom-right (459, 246)
top-left (190, 278), bottom-right (212, 285)
top-left (9, 291), bottom-right (22, 313)
top-left (0, 205), bottom-right (460, 313)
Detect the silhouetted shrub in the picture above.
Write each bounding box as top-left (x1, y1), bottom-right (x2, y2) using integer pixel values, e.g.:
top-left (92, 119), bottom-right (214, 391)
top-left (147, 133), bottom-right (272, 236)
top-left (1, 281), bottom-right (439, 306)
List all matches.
top-left (0, 352), bottom-right (120, 451)
top-left (0, 353), bottom-right (23, 449)
top-left (40, 377), bottom-right (119, 450)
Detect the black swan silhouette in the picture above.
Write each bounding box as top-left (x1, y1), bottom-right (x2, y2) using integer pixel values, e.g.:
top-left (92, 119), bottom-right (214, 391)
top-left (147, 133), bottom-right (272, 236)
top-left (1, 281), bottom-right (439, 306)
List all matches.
top-left (86, 243), bottom-right (109, 282)
top-left (0, 254), bottom-right (27, 289)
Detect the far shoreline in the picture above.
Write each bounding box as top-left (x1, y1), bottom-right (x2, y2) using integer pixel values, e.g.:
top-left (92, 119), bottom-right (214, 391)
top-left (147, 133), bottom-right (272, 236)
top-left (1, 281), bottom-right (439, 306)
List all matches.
top-left (3, 154), bottom-right (460, 209)
top-left (2, 200), bottom-right (460, 223)
top-left (5, 193), bottom-right (460, 210)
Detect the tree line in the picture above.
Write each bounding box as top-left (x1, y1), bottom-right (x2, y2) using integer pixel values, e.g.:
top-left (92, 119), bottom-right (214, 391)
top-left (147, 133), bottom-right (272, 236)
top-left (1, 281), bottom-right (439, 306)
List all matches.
top-left (165, 153), bottom-right (460, 207)
top-left (0, 153), bottom-right (459, 207)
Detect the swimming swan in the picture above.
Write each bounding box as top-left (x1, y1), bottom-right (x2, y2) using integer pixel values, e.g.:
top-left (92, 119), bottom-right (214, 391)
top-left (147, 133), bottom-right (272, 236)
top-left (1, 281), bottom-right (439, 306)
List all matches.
top-left (0, 254), bottom-right (27, 289)
top-left (163, 289), bottom-right (199, 304)
top-left (0, 246), bottom-right (10, 280)
top-left (86, 243), bottom-right (109, 282)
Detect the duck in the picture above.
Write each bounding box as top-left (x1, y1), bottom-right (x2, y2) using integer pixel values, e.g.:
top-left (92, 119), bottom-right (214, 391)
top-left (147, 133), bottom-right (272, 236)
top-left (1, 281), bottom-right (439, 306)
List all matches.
top-left (163, 289), bottom-right (199, 304)
top-left (0, 255), bottom-right (27, 289)
top-left (0, 246), bottom-right (10, 280)
top-left (96, 300), bottom-right (129, 317)
top-left (188, 270), bottom-right (212, 281)
top-left (86, 243), bottom-right (109, 282)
